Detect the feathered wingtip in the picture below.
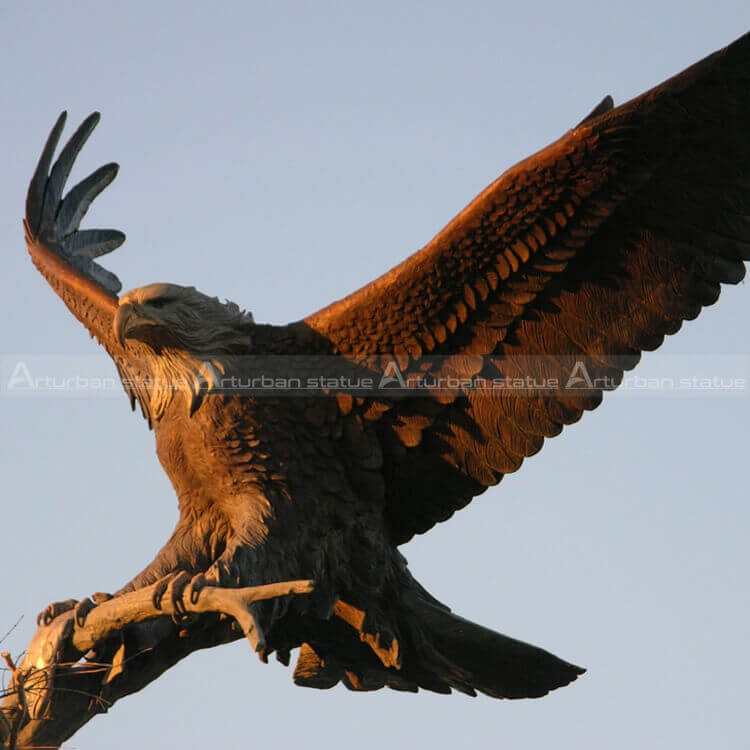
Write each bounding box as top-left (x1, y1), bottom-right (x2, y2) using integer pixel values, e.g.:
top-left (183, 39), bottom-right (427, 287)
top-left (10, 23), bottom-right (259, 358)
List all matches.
top-left (25, 111), bottom-right (125, 295)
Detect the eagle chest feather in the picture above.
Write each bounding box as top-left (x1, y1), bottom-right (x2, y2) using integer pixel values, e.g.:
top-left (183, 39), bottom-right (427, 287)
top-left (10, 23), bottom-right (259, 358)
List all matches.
top-left (153, 402), bottom-right (268, 531)
top-left (152, 395), bottom-right (387, 576)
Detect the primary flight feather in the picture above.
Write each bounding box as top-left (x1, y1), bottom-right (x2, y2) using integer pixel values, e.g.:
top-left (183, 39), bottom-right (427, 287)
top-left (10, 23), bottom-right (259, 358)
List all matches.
top-left (25, 32), bottom-right (750, 699)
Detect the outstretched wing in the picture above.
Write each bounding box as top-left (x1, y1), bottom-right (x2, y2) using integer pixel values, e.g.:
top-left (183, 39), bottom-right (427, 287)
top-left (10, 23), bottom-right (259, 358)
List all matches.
top-left (303, 32), bottom-right (750, 544)
top-left (23, 113), bottom-right (157, 416)
top-left (24, 112), bottom-right (125, 352)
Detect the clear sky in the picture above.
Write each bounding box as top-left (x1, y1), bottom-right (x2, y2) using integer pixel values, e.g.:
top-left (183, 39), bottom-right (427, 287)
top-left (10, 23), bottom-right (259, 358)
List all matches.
top-left (1, 2), bottom-right (749, 748)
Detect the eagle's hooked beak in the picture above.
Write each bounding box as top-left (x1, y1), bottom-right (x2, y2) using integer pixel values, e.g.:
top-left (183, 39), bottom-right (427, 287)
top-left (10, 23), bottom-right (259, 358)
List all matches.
top-left (113, 303), bottom-right (138, 347)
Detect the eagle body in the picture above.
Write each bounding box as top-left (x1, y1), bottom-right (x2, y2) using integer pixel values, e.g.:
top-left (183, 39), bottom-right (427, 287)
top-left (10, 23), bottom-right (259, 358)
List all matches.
top-left (142, 388), bottom-right (395, 612)
top-left (23, 32), bottom-right (750, 699)
top-left (116, 327), bottom-right (504, 693)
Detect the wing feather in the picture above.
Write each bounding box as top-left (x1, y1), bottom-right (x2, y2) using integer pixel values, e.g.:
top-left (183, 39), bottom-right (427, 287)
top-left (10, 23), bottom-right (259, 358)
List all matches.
top-left (24, 113), bottom-right (126, 354)
top-left (303, 32), bottom-right (750, 543)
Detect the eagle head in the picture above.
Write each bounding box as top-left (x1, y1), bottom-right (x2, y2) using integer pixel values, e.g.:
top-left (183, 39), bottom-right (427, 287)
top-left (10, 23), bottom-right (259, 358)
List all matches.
top-left (113, 282), bottom-right (255, 354)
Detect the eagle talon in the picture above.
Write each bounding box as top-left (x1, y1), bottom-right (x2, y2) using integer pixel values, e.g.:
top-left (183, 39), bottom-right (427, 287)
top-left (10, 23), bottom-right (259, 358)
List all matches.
top-left (37, 598), bottom-right (79, 626)
top-left (151, 574), bottom-right (173, 609)
top-left (187, 573), bottom-right (208, 605)
top-left (73, 597), bottom-right (97, 628)
top-left (153, 571), bottom-right (198, 625)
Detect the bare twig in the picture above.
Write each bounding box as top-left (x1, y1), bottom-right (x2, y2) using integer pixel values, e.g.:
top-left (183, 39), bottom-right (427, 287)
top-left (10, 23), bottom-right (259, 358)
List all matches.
top-left (0, 619), bottom-right (23, 649)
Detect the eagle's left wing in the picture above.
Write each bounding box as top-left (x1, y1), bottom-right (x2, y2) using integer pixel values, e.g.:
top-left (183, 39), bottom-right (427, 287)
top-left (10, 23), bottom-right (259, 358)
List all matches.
top-left (302, 33), bottom-right (750, 545)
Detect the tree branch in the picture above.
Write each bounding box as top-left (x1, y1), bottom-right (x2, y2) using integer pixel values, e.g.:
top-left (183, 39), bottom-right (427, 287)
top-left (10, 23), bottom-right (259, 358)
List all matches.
top-left (0, 579), bottom-right (314, 749)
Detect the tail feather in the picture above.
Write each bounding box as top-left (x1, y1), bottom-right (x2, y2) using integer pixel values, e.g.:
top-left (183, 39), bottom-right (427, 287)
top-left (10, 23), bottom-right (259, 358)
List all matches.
top-left (291, 592), bottom-right (584, 699)
top-left (404, 592), bottom-right (585, 699)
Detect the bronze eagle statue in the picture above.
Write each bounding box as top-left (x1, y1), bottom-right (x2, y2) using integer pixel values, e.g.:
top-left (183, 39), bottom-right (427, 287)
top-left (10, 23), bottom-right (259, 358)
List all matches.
top-left (23, 32), bottom-right (749, 702)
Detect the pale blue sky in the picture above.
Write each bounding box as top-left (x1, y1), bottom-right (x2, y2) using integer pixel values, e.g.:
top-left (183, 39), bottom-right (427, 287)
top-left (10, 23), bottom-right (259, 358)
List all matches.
top-left (1, 3), bottom-right (749, 748)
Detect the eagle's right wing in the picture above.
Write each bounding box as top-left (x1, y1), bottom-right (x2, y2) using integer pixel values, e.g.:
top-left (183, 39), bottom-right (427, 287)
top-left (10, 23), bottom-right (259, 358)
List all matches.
top-left (24, 112), bottom-right (125, 353)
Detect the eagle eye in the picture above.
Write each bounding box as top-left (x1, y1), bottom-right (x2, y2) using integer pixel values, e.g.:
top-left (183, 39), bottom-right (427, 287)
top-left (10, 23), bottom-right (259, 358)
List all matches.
top-left (148, 298), bottom-right (170, 309)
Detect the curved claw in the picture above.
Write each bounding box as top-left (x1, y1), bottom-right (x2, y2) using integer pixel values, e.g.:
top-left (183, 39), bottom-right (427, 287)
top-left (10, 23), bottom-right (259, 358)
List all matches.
top-left (73, 597), bottom-right (97, 628)
top-left (25, 112), bottom-right (125, 295)
top-left (37, 598), bottom-right (78, 626)
top-left (153, 571), bottom-right (197, 625)
top-left (152, 574), bottom-right (172, 610)
top-left (36, 593), bottom-right (111, 628)
top-left (187, 573), bottom-right (208, 605)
